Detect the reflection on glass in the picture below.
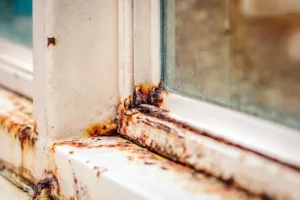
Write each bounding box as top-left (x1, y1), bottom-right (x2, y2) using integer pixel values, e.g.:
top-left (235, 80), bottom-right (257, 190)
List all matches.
top-left (0, 0), bottom-right (32, 46)
top-left (162, 0), bottom-right (300, 129)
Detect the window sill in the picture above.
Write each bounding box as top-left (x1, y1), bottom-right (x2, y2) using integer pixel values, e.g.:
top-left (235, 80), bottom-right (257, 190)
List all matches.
top-left (0, 86), bottom-right (260, 200)
top-left (0, 38), bottom-right (33, 97)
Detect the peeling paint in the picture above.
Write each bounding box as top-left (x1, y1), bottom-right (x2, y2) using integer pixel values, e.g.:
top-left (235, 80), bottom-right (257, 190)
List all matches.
top-left (117, 84), bottom-right (300, 200)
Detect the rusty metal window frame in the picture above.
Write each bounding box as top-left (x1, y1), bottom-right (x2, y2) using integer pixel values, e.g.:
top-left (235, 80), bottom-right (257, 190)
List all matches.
top-left (131, 0), bottom-right (300, 175)
top-left (0, 38), bottom-right (33, 97)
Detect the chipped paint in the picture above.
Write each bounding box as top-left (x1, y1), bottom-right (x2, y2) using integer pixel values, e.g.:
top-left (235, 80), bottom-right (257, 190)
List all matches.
top-left (117, 88), bottom-right (300, 200)
top-left (52, 136), bottom-right (262, 200)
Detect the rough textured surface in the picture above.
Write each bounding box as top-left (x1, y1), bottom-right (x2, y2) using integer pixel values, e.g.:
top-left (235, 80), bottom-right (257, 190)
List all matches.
top-left (118, 103), bottom-right (300, 200)
top-left (52, 136), bottom-right (263, 200)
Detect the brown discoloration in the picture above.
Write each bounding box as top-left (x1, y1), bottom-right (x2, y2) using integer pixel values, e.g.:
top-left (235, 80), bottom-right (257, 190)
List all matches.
top-left (84, 120), bottom-right (117, 137)
top-left (127, 156), bottom-right (134, 161)
top-left (33, 171), bottom-right (60, 200)
top-left (136, 104), bottom-right (300, 173)
top-left (117, 95), bottom-right (294, 199)
top-left (47, 37), bottom-right (56, 47)
top-left (52, 137), bottom-right (133, 151)
top-left (133, 83), bottom-right (165, 108)
top-left (144, 161), bottom-right (154, 165)
top-left (69, 151), bottom-right (74, 155)
top-left (0, 116), bottom-right (37, 149)
top-left (93, 166), bottom-right (99, 170)
top-left (0, 87), bottom-right (37, 181)
top-left (96, 171), bottom-right (100, 178)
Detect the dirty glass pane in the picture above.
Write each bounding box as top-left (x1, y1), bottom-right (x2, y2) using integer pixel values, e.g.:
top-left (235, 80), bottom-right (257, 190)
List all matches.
top-left (162, 0), bottom-right (300, 129)
top-left (0, 0), bottom-right (32, 46)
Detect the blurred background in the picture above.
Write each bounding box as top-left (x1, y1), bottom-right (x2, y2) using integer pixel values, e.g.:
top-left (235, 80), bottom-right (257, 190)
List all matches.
top-left (0, 0), bottom-right (32, 46)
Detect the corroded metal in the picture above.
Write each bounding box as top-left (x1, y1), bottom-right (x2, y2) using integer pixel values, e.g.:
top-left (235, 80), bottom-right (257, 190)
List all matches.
top-left (117, 88), bottom-right (300, 200)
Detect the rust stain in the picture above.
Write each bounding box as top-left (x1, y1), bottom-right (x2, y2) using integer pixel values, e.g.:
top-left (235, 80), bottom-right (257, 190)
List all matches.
top-left (93, 166), bottom-right (99, 170)
top-left (69, 151), bottom-right (74, 155)
top-left (47, 37), bottom-right (56, 47)
top-left (33, 171), bottom-right (60, 200)
top-left (117, 87), bottom-right (291, 199)
top-left (135, 104), bottom-right (300, 174)
top-left (0, 87), bottom-right (38, 182)
top-left (133, 82), bottom-right (165, 108)
top-left (84, 120), bottom-right (117, 137)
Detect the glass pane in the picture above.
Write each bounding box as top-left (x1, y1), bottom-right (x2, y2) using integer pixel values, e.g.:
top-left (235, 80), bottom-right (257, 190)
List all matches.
top-left (0, 0), bottom-right (32, 46)
top-left (162, 0), bottom-right (300, 129)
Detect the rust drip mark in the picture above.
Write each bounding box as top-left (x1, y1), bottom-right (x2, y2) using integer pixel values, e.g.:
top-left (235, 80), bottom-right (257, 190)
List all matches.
top-left (33, 171), bottom-right (60, 200)
top-left (84, 120), bottom-right (117, 137)
top-left (47, 37), bottom-right (56, 47)
top-left (96, 171), bottom-right (100, 178)
top-left (0, 115), bottom-right (38, 150)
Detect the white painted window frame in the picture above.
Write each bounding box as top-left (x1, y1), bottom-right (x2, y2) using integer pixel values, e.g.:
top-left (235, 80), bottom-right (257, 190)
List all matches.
top-left (0, 0), bottom-right (298, 176)
top-left (131, 0), bottom-right (300, 167)
top-left (0, 0), bottom-right (298, 173)
top-left (0, 38), bottom-right (33, 97)
top-left (0, 0), bottom-right (300, 199)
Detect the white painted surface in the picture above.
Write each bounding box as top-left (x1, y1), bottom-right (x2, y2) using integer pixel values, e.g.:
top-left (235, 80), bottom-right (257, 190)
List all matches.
top-left (33, 0), bottom-right (119, 140)
top-left (118, 0), bottom-right (134, 99)
top-left (53, 136), bottom-right (256, 200)
top-left (133, 0), bottom-right (161, 85)
top-left (0, 38), bottom-right (33, 97)
top-left (162, 93), bottom-right (300, 167)
top-left (0, 176), bottom-right (30, 200)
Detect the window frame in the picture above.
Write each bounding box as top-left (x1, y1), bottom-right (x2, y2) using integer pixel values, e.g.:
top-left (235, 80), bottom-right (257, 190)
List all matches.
top-left (0, 38), bottom-right (33, 97)
top-left (131, 0), bottom-right (300, 167)
top-left (0, 0), bottom-right (299, 199)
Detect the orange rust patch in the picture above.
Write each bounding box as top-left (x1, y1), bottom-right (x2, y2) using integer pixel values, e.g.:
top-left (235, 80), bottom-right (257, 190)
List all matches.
top-left (0, 115), bottom-right (37, 149)
top-left (84, 120), bottom-right (117, 137)
top-left (93, 166), bottom-right (99, 170)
